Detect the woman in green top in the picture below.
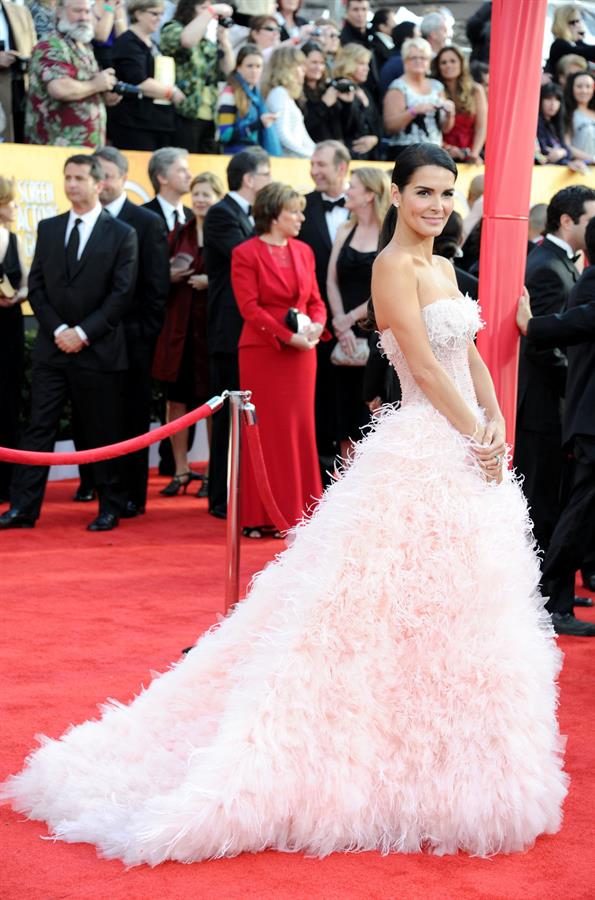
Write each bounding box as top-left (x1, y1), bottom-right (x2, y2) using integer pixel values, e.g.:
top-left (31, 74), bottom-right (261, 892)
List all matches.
top-left (160, 0), bottom-right (235, 153)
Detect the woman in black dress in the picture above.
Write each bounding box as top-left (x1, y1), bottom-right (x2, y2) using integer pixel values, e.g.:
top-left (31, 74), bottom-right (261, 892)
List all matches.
top-left (0, 177), bottom-right (27, 501)
top-left (326, 166), bottom-right (391, 458)
top-left (107, 0), bottom-right (184, 151)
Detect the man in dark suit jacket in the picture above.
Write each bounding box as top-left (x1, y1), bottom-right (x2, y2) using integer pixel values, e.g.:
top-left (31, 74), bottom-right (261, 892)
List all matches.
top-left (514, 185), bottom-right (595, 557)
top-left (340, 0), bottom-right (380, 102)
top-left (203, 147), bottom-right (271, 518)
top-left (0, 154), bottom-right (138, 532)
top-left (96, 146), bottom-right (170, 516)
top-left (299, 140), bottom-right (350, 471)
top-left (141, 146), bottom-right (194, 477)
top-left (517, 216), bottom-right (595, 635)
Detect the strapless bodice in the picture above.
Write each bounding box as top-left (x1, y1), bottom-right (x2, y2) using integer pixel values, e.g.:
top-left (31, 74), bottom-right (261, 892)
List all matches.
top-left (380, 296), bottom-right (483, 410)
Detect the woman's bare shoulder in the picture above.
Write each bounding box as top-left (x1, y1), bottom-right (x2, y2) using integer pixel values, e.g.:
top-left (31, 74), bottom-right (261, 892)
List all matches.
top-left (374, 243), bottom-right (416, 276)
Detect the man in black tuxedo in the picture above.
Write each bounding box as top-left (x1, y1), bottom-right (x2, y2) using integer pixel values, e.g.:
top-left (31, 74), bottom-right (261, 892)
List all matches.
top-left (0, 155), bottom-right (137, 532)
top-left (142, 146), bottom-right (193, 477)
top-left (203, 147), bottom-right (271, 518)
top-left (517, 215), bottom-right (595, 636)
top-left (142, 146), bottom-right (193, 232)
top-left (95, 146), bottom-right (170, 516)
top-left (299, 140), bottom-right (350, 473)
top-left (514, 185), bottom-right (595, 557)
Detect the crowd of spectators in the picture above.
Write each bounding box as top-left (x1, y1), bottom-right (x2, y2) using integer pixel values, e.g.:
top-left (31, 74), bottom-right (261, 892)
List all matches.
top-left (1, 0), bottom-right (595, 170)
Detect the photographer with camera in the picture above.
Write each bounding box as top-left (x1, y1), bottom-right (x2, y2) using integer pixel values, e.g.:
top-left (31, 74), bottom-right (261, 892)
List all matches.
top-left (107, 0), bottom-right (184, 150)
top-left (382, 36), bottom-right (454, 161)
top-left (301, 40), bottom-right (343, 144)
top-left (25, 0), bottom-right (122, 147)
top-left (331, 43), bottom-right (381, 160)
top-left (160, 0), bottom-right (234, 153)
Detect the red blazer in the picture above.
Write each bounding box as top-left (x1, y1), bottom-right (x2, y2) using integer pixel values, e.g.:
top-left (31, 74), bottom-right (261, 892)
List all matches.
top-left (231, 236), bottom-right (327, 350)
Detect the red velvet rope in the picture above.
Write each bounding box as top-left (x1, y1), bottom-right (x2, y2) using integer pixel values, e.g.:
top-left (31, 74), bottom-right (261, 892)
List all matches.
top-left (0, 397), bottom-right (223, 466)
top-left (242, 422), bottom-right (291, 535)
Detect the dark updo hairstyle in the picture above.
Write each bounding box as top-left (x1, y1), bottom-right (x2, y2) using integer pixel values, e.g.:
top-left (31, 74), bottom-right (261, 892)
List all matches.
top-left (364, 143), bottom-right (458, 329)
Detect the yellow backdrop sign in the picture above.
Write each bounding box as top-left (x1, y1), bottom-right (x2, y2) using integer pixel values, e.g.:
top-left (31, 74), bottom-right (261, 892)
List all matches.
top-left (3, 142), bottom-right (595, 274)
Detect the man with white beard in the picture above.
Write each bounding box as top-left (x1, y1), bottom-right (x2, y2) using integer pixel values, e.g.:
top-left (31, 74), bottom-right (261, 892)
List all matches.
top-left (25, 0), bottom-right (119, 147)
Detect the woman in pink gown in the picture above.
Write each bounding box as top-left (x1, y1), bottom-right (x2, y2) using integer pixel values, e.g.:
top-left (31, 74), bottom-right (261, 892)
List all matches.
top-left (1, 144), bottom-right (567, 864)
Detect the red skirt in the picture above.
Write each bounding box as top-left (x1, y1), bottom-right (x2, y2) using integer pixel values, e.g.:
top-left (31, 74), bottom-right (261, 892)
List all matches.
top-left (239, 343), bottom-right (322, 529)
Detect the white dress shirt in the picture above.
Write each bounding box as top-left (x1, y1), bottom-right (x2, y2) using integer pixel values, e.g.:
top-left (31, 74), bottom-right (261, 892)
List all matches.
top-left (64, 203), bottom-right (103, 259)
top-left (228, 190), bottom-right (254, 226)
top-left (156, 194), bottom-right (186, 231)
top-left (321, 193), bottom-right (349, 244)
top-left (103, 192), bottom-right (127, 219)
top-left (55, 203), bottom-right (104, 344)
top-left (545, 233), bottom-right (576, 260)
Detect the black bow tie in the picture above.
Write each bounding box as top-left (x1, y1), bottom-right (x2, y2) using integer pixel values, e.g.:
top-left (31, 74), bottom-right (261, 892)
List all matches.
top-left (322, 197), bottom-right (346, 213)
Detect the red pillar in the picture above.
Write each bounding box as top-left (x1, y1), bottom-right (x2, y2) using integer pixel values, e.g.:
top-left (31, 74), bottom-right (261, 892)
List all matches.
top-left (475, 0), bottom-right (548, 446)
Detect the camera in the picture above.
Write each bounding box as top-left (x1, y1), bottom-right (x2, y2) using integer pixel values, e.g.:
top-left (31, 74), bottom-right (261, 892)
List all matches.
top-left (331, 78), bottom-right (356, 94)
top-left (113, 81), bottom-right (143, 97)
top-left (217, 16), bottom-right (234, 28)
top-left (311, 26), bottom-right (322, 37)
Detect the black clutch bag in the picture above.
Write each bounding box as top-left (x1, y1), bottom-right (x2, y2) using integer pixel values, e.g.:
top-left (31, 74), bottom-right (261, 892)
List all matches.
top-left (285, 307), bottom-right (300, 333)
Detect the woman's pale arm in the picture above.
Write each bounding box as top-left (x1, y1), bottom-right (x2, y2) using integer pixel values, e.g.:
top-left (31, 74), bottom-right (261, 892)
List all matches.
top-left (470, 83), bottom-right (487, 160)
top-left (383, 87), bottom-right (416, 135)
top-left (467, 342), bottom-right (505, 431)
top-left (326, 223), bottom-right (349, 324)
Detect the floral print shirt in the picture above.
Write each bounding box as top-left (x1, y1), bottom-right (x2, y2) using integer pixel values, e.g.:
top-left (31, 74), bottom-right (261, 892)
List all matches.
top-left (25, 32), bottom-right (106, 148)
top-left (159, 21), bottom-right (219, 122)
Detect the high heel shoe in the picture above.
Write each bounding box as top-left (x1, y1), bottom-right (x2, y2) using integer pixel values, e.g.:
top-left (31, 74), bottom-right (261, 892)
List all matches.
top-left (159, 471), bottom-right (201, 496)
top-left (197, 476), bottom-right (209, 499)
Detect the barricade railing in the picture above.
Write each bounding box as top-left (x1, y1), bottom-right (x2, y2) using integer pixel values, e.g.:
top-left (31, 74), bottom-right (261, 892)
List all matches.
top-left (0, 390), bottom-right (289, 612)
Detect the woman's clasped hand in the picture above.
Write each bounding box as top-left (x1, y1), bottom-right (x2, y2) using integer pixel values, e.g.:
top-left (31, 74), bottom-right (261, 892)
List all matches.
top-left (469, 419), bottom-right (507, 483)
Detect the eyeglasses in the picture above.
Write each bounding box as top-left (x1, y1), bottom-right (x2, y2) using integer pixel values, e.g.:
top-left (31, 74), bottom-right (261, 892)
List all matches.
top-left (260, 26), bottom-right (280, 32)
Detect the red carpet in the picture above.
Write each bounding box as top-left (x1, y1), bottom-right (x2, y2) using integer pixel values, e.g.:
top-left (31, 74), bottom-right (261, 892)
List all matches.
top-left (1, 475), bottom-right (594, 900)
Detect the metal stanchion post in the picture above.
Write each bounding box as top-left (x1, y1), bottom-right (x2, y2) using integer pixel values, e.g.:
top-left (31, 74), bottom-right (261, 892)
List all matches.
top-left (224, 391), bottom-right (251, 612)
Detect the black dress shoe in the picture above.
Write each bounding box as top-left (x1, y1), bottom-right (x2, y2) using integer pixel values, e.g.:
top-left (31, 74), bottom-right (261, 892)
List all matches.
top-left (209, 505), bottom-right (227, 520)
top-left (574, 596), bottom-right (594, 608)
top-left (73, 487), bottom-right (96, 502)
top-left (87, 512), bottom-right (119, 532)
top-left (551, 613), bottom-right (595, 636)
top-left (120, 501), bottom-right (145, 518)
top-left (0, 508), bottom-right (35, 529)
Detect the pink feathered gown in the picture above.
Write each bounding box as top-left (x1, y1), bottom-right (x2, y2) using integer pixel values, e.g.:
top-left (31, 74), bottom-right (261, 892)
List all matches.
top-left (1, 297), bottom-right (567, 864)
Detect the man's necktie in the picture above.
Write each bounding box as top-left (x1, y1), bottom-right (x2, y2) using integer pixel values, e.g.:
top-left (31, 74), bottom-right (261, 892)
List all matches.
top-left (322, 197), bottom-right (346, 213)
top-left (66, 218), bottom-right (82, 277)
top-left (171, 209), bottom-right (179, 232)
top-left (247, 205), bottom-right (252, 217)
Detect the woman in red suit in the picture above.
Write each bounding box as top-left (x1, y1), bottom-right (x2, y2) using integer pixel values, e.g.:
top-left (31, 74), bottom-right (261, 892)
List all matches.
top-left (231, 182), bottom-right (327, 537)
